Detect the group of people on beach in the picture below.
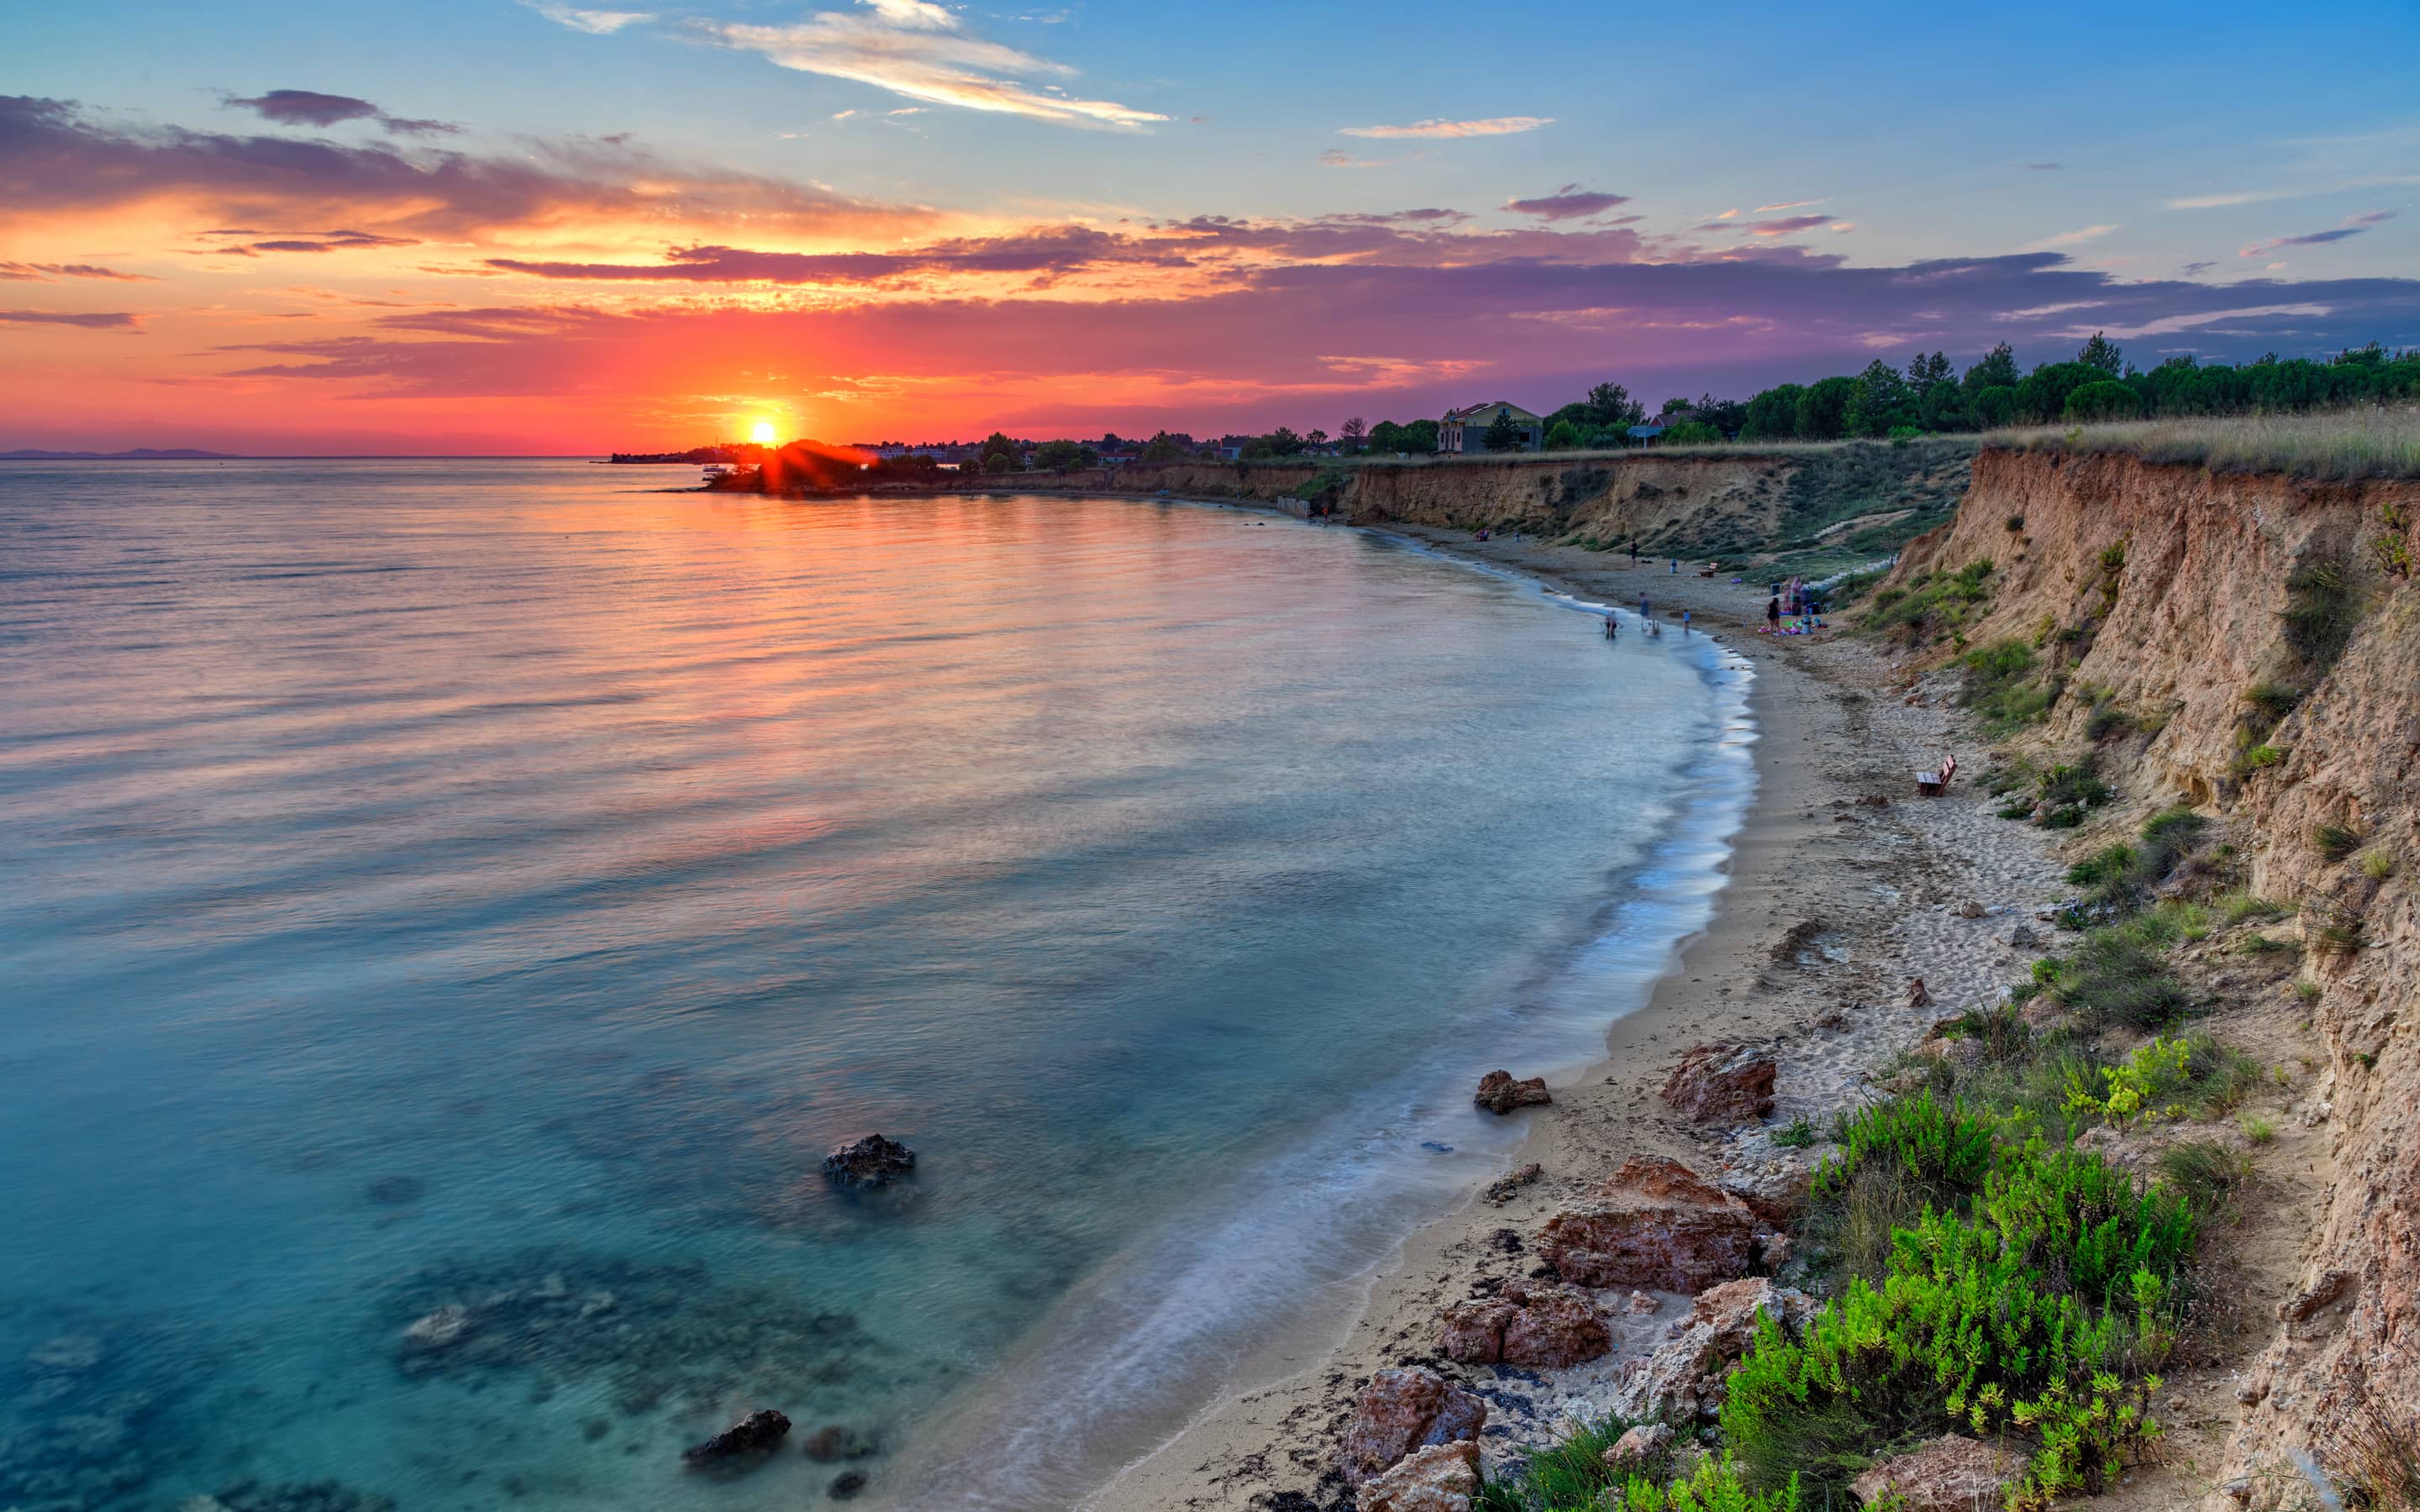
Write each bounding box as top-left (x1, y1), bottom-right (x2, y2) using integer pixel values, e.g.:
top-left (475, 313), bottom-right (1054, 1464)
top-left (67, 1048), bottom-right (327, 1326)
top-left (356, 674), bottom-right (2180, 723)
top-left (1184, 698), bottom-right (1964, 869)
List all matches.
top-left (1762, 576), bottom-right (1825, 637)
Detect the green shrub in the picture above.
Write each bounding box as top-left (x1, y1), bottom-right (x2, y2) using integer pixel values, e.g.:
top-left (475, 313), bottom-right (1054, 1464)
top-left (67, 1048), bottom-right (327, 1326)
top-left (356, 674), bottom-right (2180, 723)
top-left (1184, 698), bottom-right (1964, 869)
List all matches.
top-left (1997, 799), bottom-right (2036, 821)
top-left (1816, 1089), bottom-right (1999, 1205)
top-left (2040, 923), bottom-right (2193, 1032)
top-left (2361, 849), bottom-right (2397, 880)
top-left (2241, 681), bottom-right (2304, 727)
top-left (1620, 1457), bottom-right (1803, 1512)
top-left (1865, 559), bottom-right (1994, 639)
top-left (2232, 743), bottom-right (2287, 775)
top-left (1724, 1143), bottom-right (2191, 1503)
top-left (2039, 760), bottom-right (2114, 813)
top-left (1474, 1415), bottom-right (1668, 1511)
top-left (2069, 843), bottom-right (2139, 890)
top-left (1772, 1116), bottom-right (1817, 1149)
top-left (2087, 704), bottom-right (2137, 742)
top-left (2240, 1113), bottom-right (2276, 1145)
top-left (1961, 639), bottom-right (2059, 730)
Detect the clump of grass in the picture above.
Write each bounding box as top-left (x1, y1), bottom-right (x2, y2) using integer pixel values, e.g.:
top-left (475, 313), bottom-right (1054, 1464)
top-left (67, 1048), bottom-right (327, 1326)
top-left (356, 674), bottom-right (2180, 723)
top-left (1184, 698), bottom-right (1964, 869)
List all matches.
top-left (2238, 932), bottom-right (2291, 955)
top-left (2308, 902), bottom-right (2369, 955)
top-left (2327, 1374), bottom-right (2420, 1512)
top-left (1471, 1415), bottom-right (1670, 1512)
top-left (2241, 681), bottom-right (2306, 727)
top-left (2283, 558), bottom-right (2364, 670)
top-left (1771, 1115), bottom-right (1817, 1149)
top-left (2039, 912), bottom-right (2196, 1032)
top-left (2362, 849), bottom-right (2398, 880)
top-left (2295, 980), bottom-right (2325, 1005)
top-left (2087, 704), bottom-right (2138, 742)
top-left (2240, 1113), bottom-right (2276, 1145)
top-left (2160, 1138), bottom-right (2255, 1217)
top-left (2313, 821), bottom-right (2367, 862)
top-left (2233, 742), bottom-right (2289, 776)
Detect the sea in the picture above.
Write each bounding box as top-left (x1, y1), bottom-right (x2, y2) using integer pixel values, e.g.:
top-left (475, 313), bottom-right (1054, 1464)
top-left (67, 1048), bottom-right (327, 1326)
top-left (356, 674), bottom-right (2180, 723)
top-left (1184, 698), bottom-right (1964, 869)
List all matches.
top-left (0, 459), bottom-right (1753, 1511)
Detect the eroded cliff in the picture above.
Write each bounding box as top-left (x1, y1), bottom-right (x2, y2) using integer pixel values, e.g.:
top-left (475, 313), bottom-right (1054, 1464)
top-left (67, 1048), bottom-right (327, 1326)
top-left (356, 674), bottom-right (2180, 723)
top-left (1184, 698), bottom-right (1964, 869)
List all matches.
top-left (1889, 449), bottom-right (2420, 1506)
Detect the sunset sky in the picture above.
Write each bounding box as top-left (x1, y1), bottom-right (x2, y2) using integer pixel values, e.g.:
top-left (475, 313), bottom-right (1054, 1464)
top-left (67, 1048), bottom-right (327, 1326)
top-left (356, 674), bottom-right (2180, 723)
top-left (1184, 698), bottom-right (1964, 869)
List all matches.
top-left (7, 0), bottom-right (2418, 454)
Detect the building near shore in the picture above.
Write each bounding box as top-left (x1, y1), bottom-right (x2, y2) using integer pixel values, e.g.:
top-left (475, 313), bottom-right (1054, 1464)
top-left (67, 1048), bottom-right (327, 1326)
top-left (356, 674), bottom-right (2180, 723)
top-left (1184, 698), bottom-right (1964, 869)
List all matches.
top-left (1439, 402), bottom-right (1544, 454)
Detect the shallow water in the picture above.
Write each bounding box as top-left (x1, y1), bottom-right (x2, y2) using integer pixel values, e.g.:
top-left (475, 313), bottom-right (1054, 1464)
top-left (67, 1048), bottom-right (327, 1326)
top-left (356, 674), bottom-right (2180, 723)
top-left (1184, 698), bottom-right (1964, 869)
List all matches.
top-left (0, 461), bottom-right (1749, 1511)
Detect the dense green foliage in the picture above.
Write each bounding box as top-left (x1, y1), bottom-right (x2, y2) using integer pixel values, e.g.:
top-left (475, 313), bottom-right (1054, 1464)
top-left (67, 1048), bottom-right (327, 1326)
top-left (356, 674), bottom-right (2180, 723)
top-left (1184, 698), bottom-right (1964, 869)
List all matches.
top-left (1864, 559), bottom-right (1994, 640)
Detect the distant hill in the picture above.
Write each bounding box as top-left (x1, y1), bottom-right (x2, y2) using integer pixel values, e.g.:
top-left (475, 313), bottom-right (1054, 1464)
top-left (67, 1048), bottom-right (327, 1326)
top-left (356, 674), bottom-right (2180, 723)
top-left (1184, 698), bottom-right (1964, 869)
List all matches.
top-left (0, 448), bottom-right (245, 459)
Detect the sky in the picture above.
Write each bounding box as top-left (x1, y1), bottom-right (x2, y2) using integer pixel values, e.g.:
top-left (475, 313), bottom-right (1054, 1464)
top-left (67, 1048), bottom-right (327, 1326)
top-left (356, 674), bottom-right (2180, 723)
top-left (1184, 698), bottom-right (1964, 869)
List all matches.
top-left (5, 0), bottom-right (2419, 453)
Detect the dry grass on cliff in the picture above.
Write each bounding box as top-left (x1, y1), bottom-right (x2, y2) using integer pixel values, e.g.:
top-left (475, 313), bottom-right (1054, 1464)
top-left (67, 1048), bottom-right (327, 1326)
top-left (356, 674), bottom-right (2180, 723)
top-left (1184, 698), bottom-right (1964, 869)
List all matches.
top-left (1986, 406), bottom-right (2420, 481)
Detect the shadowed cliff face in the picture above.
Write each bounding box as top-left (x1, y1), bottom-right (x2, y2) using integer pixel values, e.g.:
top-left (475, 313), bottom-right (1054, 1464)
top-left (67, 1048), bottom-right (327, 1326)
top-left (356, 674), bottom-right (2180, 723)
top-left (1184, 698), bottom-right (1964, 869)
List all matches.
top-left (1889, 449), bottom-right (2420, 1505)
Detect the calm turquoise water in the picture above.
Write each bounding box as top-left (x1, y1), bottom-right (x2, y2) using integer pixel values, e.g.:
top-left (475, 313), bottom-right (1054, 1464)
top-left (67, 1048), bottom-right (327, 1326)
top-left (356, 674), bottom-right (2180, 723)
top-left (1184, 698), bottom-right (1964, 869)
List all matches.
top-left (0, 461), bottom-right (1750, 1511)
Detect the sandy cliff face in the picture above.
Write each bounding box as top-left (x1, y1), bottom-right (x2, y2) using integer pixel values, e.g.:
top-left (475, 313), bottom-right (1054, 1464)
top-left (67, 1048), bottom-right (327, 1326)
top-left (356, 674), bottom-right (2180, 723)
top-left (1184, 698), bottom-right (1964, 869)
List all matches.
top-left (1891, 449), bottom-right (2420, 1504)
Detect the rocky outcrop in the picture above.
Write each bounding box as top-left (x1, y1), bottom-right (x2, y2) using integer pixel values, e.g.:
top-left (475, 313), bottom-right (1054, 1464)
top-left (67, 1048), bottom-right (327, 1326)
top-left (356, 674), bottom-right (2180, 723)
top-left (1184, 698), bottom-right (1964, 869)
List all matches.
top-left (1537, 1156), bottom-right (1771, 1291)
top-left (1337, 1368), bottom-right (1487, 1488)
top-left (1473, 1070), bottom-right (1552, 1115)
top-left (1354, 1441), bottom-right (1481, 1512)
top-left (1847, 1434), bottom-right (2020, 1509)
top-left (1716, 1137), bottom-right (1815, 1226)
top-left (1609, 1278), bottom-right (1817, 1422)
top-left (681, 1409), bottom-right (791, 1466)
top-left (1437, 1279), bottom-right (1610, 1368)
top-left (1484, 1162), bottom-right (1544, 1203)
top-left (822, 1134), bottom-right (916, 1189)
top-left (1659, 1044), bottom-right (1777, 1123)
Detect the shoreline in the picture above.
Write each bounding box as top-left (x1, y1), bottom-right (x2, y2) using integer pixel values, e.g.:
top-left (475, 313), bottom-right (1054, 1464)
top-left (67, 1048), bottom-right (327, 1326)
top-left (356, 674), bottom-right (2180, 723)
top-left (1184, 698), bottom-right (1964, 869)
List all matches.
top-left (1088, 523), bottom-right (2067, 1509)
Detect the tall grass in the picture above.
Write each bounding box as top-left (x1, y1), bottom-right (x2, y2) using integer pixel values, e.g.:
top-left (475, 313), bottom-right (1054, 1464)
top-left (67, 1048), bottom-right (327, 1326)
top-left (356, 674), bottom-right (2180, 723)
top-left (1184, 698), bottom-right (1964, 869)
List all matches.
top-left (1986, 406), bottom-right (2420, 481)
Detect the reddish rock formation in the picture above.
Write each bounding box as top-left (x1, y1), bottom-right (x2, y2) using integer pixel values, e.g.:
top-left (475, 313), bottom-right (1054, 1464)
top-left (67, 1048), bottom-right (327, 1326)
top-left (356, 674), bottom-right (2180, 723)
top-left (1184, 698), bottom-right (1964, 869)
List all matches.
top-left (1473, 1070), bottom-right (1552, 1115)
top-left (1355, 1441), bottom-right (1480, 1512)
top-left (1847, 1435), bottom-right (2021, 1509)
top-left (1437, 1279), bottom-right (1610, 1368)
top-left (1610, 1277), bottom-right (1817, 1422)
top-left (1536, 1155), bottom-right (1768, 1291)
top-left (1336, 1368), bottom-right (1487, 1488)
top-left (1658, 1045), bottom-right (1777, 1123)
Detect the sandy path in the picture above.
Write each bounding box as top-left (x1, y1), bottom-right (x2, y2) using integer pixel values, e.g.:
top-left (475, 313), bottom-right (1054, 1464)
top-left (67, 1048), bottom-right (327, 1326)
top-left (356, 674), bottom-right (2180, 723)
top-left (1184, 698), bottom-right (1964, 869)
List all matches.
top-left (1087, 530), bottom-right (2070, 1511)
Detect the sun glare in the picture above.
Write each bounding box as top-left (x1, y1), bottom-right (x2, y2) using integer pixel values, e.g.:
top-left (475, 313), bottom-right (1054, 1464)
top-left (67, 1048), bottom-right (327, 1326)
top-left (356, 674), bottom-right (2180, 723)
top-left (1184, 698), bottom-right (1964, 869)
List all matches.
top-left (750, 421), bottom-right (778, 445)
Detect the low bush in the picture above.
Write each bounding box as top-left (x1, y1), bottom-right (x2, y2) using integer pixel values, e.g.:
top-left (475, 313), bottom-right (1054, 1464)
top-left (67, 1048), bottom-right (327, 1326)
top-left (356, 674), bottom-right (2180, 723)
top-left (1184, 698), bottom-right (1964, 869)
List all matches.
top-left (1865, 559), bottom-right (1994, 641)
top-left (2282, 559), bottom-right (2363, 671)
top-left (2362, 849), bottom-right (2398, 880)
top-left (2240, 1113), bottom-right (2276, 1145)
top-left (1474, 1415), bottom-right (1669, 1511)
top-left (2039, 916), bottom-right (2195, 1032)
top-left (1960, 639), bottom-right (2060, 731)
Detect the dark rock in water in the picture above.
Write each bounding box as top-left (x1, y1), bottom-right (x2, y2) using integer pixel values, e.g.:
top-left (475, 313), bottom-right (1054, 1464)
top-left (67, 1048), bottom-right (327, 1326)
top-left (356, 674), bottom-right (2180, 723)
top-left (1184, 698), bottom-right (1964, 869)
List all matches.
top-left (829, 1470), bottom-right (869, 1499)
top-left (802, 1424), bottom-right (881, 1462)
top-left (823, 1134), bottom-right (917, 1188)
top-left (682, 1409), bottom-right (792, 1467)
top-left (581, 1417), bottom-right (611, 1442)
top-left (1473, 1071), bottom-right (1551, 1116)
top-left (365, 1175), bottom-right (427, 1205)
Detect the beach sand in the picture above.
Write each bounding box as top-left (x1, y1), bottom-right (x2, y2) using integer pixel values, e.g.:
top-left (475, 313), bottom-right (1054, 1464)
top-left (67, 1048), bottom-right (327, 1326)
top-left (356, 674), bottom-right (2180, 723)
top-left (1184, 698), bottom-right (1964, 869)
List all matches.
top-left (1088, 528), bottom-right (2070, 1510)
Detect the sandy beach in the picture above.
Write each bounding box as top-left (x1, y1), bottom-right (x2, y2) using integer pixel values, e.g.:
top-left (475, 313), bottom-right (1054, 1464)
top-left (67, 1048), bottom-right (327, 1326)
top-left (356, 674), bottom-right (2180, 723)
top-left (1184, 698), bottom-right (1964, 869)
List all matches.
top-left (1090, 526), bottom-right (2073, 1511)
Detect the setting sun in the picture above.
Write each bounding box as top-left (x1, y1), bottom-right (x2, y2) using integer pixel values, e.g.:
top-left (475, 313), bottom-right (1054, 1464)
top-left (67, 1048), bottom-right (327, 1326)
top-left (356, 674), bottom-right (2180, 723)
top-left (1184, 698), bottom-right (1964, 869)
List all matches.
top-left (750, 421), bottom-right (777, 445)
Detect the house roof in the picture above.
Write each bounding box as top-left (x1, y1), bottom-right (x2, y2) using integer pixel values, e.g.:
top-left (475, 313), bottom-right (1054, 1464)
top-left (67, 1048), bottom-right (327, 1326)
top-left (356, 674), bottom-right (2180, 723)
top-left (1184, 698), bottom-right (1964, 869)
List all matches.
top-left (1442, 402), bottom-right (1543, 423)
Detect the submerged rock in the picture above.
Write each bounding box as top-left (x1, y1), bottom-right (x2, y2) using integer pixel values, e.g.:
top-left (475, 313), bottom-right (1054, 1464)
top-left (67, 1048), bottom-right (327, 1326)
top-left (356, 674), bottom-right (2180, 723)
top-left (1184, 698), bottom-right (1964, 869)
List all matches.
top-left (398, 1305), bottom-right (473, 1354)
top-left (1536, 1156), bottom-right (1769, 1292)
top-left (802, 1424), bottom-right (881, 1462)
top-left (1337, 1368), bottom-right (1487, 1488)
top-left (823, 1134), bottom-right (917, 1189)
top-left (1848, 1435), bottom-right (2021, 1510)
top-left (1473, 1071), bottom-right (1552, 1115)
top-left (1658, 1044), bottom-right (1776, 1124)
top-left (1355, 1441), bottom-right (1479, 1512)
top-left (828, 1470), bottom-right (869, 1499)
top-left (682, 1408), bottom-right (792, 1467)
top-left (1438, 1280), bottom-right (1609, 1368)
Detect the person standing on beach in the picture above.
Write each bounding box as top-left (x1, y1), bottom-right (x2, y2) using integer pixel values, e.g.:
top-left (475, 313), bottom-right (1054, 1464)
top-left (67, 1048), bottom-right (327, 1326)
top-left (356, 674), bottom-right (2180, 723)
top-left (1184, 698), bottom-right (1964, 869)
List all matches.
top-left (1766, 596), bottom-right (1781, 631)
top-left (1640, 594), bottom-right (1649, 621)
top-left (1682, 608), bottom-right (1691, 635)
top-left (1669, 558), bottom-right (1677, 575)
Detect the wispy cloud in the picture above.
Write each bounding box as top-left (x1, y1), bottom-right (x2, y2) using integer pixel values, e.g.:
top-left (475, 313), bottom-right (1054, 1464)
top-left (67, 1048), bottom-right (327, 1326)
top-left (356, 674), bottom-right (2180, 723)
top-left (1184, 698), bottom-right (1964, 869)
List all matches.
top-left (1318, 149), bottom-right (1379, 169)
top-left (0, 308), bottom-right (141, 329)
top-left (2169, 176), bottom-right (2420, 209)
top-left (1740, 214), bottom-right (1832, 237)
top-left (2023, 162), bottom-right (2062, 171)
top-left (2239, 209), bottom-right (2396, 258)
top-left (0, 261), bottom-right (157, 282)
top-left (1339, 116), bottom-right (1549, 140)
top-left (710, 0), bottom-right (1166, 130)
top-left (1504, 186), bottom-right (1628, 221)
top-left (521, 2), bottom-right (655, 34)
top-left (1753, 199), bottom-right (1822, 213)
top-left (225, 89), bottom-right (459, 136)
top-left (2022, 223), bottom-right (2118, 252)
